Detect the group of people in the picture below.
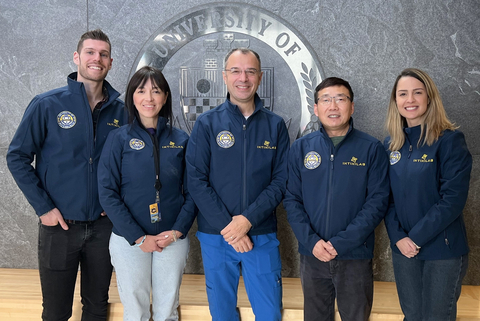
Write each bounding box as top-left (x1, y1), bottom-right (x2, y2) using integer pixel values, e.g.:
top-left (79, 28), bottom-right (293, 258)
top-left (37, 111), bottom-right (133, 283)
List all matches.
top-left (6, 29), bottom-right (471, 321)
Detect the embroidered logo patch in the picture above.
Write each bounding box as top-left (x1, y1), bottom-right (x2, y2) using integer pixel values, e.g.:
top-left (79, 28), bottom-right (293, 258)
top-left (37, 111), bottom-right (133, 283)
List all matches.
top-left (257, 140), bottom-right (277, 150)
top-left (342, 156), bottom-right (366, 167)
top-left (216, 131), bottom-right (235, 148)
top-left (162, 141), bottom-right (184, 149)
top-left (129, 138), bottom-right (145, 150)
top-left (57, 111), bottom-right (76, 129)
top-left (413, 154), bottom-right (434, 163)
top-left (304, 151), bottom-right (321, 169)
top-left (390, 151), bottom-right (401, 165)
top-left (107, 119), bottom-right (121, 128)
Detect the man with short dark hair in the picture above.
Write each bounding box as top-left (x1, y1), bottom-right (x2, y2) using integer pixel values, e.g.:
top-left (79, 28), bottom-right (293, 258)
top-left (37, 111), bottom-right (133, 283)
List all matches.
top-left (284, 77), bottom-right (389, 321)
top-left (186, 48), bottom-right (289, 321)
top-left (7, 29), bottom-right (124, 321)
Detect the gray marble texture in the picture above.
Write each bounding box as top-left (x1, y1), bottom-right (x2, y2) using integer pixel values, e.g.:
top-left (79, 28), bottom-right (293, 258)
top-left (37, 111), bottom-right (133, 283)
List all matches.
top-left (0, 0), bottom-right (479, 285)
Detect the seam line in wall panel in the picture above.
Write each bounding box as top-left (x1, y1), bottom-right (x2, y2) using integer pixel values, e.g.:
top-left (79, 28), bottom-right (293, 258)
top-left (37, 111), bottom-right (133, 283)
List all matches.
top-left (86, 0), bottom-right (89, 31)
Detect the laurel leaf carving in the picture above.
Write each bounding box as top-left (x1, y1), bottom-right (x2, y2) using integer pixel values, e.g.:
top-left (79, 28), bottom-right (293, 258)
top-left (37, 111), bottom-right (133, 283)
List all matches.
top-left (307, 97), bottom-right (314, 107)
top-left (303, 81), bottom-right (313, 91)
top-left (300, 64), bottom-right (319, 137)
top-left (301, 62), bottom-right (308, 74)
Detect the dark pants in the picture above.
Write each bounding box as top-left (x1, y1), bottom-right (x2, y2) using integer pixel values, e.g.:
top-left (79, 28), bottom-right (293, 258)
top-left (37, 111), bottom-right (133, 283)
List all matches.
top-left (38, 216), bottom-right (113, 321)
top-left (300, 255), bottom-right (373, 321)
top-left (392, 251), bottom-right (468, 321)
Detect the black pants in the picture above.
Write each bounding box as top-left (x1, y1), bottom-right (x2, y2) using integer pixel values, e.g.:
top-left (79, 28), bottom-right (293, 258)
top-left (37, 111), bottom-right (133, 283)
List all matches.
top-left (38, 216), bottom-right (113, 321)
top-left (300, 255), bottom-right (373, 321)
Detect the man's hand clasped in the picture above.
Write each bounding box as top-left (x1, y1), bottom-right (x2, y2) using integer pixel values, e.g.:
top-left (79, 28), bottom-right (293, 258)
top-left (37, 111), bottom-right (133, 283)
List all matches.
top-left (221, 215), bottom-right (253, 253)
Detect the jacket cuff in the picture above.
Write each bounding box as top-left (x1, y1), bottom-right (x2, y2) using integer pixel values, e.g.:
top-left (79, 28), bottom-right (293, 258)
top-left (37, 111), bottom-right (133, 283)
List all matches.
top-left (308, 235), bottom-right (322, 254)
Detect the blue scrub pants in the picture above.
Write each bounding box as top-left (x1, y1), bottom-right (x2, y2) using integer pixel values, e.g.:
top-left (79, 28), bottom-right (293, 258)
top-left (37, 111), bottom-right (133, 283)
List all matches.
top-left (197, 232), bottom-right (282, 321)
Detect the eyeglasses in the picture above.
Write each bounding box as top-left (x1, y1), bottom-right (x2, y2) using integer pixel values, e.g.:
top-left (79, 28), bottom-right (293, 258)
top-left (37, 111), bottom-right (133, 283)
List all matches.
top-left (317, 94), bottom-right (351, 106)
top-left (224, 68), bottom-right (259, 77)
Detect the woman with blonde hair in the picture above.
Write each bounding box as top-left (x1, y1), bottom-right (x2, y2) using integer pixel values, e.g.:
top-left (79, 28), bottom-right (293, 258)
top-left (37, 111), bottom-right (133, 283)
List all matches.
top-left (384, 68), bottom-right (472, 320)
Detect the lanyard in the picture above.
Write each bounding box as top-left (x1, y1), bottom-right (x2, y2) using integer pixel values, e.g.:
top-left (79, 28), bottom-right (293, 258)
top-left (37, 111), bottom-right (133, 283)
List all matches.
top-left (148, 132), bottom-right (162, 203)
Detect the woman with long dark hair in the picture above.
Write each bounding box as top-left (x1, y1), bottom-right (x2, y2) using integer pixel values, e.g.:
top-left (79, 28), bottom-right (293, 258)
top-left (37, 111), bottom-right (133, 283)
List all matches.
top-left (98, 66), bottom-right (196, 320)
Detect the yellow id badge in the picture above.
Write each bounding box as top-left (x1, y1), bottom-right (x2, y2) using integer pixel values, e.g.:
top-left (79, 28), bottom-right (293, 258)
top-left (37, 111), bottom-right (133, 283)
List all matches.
top-left (149, 203), bottom-right (161, 223)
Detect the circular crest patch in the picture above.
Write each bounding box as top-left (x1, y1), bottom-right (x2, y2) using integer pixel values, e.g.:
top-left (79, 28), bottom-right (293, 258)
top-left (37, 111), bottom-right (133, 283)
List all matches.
top-left (304, 151), bottom-right (321, 169)
top-left (216, 131), bottom-right (235, 149)
top-left (57, 111), bottom-right (76, 129)
top-left (390, 151), bottom-right (401, 165)
top-left (129, 138), bottom-right (145, 150)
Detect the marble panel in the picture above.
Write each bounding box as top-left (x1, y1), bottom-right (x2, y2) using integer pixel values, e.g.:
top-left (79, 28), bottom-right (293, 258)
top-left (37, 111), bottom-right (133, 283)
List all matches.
top-left (0, 0), bottom-right (88, 149)
top-left (463, 155), bottom-right (480, 285)
top-left (89, 0), bottom-right (480, 149)
top-left (0, 147), bottom-right (38, 268)
top-left (0, 0), bottom-right (478, 286)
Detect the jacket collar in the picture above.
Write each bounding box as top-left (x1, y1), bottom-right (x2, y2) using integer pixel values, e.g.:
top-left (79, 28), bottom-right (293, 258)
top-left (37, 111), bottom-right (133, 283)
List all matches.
top-left (155, 116), bottom-right (168, 134)
top-left (67, 72), bottom-right (120, 105)
top-left (225, 93), bottom-right (264, 118)
top-left (403, 124), bottom-right (423, 143)
top-left (318, 117), bottom-right (355, 138)
top-left (130, 117), bottom-right (168, 137)
top-left (404, 124), bottom-right (422, 134)
top-left (403, 125), bottom-right (422, 145)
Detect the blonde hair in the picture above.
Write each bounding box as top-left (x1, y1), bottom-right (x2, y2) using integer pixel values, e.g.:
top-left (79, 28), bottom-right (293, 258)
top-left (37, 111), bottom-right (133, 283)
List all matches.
top-left (385, 68), bottom-right (457, 151)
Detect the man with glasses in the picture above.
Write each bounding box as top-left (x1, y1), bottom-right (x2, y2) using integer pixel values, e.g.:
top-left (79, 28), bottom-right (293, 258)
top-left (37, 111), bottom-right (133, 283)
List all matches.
top-left (284, 77), bottom-right (389, 321)
top-left (186, 48), bottom-right (289, 321)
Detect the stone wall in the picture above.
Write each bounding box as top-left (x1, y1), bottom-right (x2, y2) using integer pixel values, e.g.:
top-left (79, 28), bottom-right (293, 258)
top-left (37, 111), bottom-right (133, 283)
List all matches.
top-left (1, 0), bottom-right (479, 284)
